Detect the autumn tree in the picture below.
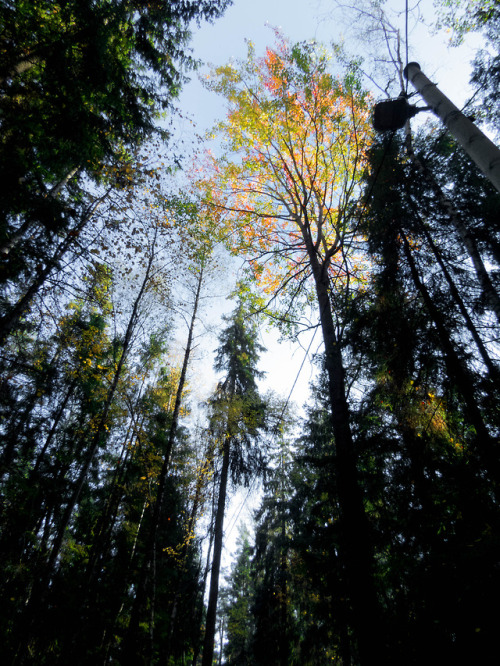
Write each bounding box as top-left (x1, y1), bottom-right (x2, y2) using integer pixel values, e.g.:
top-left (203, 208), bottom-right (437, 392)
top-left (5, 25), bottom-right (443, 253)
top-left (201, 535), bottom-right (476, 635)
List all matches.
top-left (196, 36), bottom-right (390, 663)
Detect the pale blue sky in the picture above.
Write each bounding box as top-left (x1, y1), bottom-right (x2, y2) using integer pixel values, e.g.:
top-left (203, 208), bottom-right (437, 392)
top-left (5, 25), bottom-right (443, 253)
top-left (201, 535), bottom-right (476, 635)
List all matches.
top-left (179, 0), bottom-right (482, 134)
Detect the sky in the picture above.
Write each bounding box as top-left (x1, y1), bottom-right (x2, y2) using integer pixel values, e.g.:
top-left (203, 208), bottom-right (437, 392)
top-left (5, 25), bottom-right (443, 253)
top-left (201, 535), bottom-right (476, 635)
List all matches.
top-left (179, 0), bottom-right (484, 134)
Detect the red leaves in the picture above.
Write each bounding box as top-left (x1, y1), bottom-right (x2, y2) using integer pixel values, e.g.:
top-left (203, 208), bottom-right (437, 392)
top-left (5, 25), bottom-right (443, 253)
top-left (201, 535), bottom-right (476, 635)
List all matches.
top-left (194, 35), bottom-right (374, 304)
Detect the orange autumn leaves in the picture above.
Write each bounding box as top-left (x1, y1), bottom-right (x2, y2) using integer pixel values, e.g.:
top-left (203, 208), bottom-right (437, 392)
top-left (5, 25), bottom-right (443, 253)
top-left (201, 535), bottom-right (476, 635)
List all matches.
top-left (195, 35), bottom-right (374, 302)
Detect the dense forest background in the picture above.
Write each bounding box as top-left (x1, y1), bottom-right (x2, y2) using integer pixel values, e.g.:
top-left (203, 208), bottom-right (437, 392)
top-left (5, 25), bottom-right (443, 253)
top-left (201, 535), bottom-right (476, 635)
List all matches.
top-left (1, 0), bottom-right (499, 664)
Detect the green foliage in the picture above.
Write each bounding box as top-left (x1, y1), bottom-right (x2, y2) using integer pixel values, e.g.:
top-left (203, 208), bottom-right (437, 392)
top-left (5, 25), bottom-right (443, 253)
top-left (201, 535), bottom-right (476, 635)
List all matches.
top-left (434, 0), bottom-right (498, 43)
top-left (0, 253), bottom-right (207, 663)
top-left (350, 129), bottom-right (500, 663)
top-left (210, 305), bottom-right (268, 484)
top-left (435, 0), bottom-right (500, 131)
top-left (222, 528), bottom-right (256, 666)
top-left (0, 0), bottom-right (231, 183)
top-left (470, 2), bottom-right (500, 132)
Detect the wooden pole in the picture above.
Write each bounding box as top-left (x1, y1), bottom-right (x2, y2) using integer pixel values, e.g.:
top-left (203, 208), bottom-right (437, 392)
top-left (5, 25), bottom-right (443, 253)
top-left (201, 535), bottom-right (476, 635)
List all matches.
top-left (403, 62), bottom-right (500, 193)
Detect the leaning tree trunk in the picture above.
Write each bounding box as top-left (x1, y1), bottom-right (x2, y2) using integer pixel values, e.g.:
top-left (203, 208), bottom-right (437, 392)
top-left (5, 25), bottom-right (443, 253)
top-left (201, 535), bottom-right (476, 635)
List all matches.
top-left (46, 244), bottom-right (155, 574)
top-left (404, 129), bottom-right (500, 324)
top-left (15, 235), bottom-right (156, 665)
top-left (0, 193), bottom-right (107, 344)
top-left (410, 205), bottom-right (499, 379)
top-left (0, 53), bottom-right (41, 85)
top-left (400, 229), bottom-right (500, 484)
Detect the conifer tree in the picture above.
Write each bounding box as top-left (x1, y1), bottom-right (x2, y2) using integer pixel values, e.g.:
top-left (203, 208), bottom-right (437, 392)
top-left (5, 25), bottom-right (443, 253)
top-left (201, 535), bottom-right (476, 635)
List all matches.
top-left (221, 527), bottom-right (256, 666)
top-left (202, 304), bottom-right (267, 666)
top-left (351, 129), bottom-right (500, 664)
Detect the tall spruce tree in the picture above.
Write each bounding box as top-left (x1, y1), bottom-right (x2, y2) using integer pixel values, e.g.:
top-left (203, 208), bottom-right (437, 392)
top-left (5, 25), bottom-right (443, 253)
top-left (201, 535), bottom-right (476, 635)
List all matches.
top-left (202, 304), bottom-right (267, 666)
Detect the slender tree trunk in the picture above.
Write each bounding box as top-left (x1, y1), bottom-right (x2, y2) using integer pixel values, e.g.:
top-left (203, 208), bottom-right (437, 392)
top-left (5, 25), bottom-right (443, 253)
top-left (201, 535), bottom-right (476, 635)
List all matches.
top-left (0, 27), bottom-right (95, 86)
top-left (201, 436), bottom-right (231, 666)
top-left (400, 229), bottom-right (499, 480)
top-left (15, 239), bottom-right (156, 664)
top-left (34, 380), bottom-right (78, 469)
top-left (122, 261), bottom-right (205, 661)
top-left (0, 194), bottom-right (107, 344)
top-left (0, 377), bottom-right (79, 575)
top-left (164, 442), bottom-right (213, 662)
top-left (404, 130), bottom-right (500, 324)
top-left (191, 501), bottom-right (216, 666)
top-left (412, 207), bottom-right (499, 378)
top-left (279, 501), bottom-right (289, 666)
top-left (1, 217), bottom-right (35, 257)
top-left (48, 166), bottom-right (80, 197)
top-left (87, 368), bottom-right (154, 576)
top-left (0, 167), bottom-right (81, 256)
top-left (85, 411), bottom-right (145, 585)
top-left (46, 246), bottom-right (154, 573)
top-left (218, 618), bottom-right (225, 666)
top-left (0, 391), bottom-right (38, 482)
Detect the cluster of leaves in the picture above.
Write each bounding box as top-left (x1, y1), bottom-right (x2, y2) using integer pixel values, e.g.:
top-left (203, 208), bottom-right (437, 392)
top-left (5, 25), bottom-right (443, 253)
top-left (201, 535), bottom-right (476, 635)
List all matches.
top-left (196, 33), bottom-right (373, 332)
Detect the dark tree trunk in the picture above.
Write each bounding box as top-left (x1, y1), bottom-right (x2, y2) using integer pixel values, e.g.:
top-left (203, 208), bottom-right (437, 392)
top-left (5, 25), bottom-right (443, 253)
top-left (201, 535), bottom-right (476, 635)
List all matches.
top-left (405, 132), bottom-right (500, 324)
top-left (279, 504), bottom-right (289, 666)
top-left (400, 230), bottom-right (499, 481)
top-left (201, 436), bottom-right (231, 666)
top-left (191, 500), bottom-right (216, 666)
top-left (0, 193), bottom-right (107, 344)
top-left (122, 261), bottom-right (205, 663)
top-left (304, 231), bottom-right (389, 664)
top-left (15, 236), bottom-right (156, 664)
top-left (409, 197), bottom-right (499, 379)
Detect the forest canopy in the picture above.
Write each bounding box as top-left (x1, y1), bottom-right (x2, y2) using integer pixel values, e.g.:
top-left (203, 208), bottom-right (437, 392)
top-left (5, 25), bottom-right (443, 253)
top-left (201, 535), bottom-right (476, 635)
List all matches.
top-left (0, 1), bottom-right (499, 664)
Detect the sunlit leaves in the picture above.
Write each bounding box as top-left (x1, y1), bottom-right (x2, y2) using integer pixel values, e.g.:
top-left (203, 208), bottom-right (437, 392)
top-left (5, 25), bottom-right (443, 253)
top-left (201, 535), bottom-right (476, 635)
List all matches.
top-left (194, 34), bottom-right (374, 328)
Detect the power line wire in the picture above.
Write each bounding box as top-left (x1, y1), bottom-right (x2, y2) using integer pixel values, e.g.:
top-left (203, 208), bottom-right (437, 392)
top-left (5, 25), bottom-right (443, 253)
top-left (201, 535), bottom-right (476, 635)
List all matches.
top-left (405, 0), bottom-right (409, 94)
